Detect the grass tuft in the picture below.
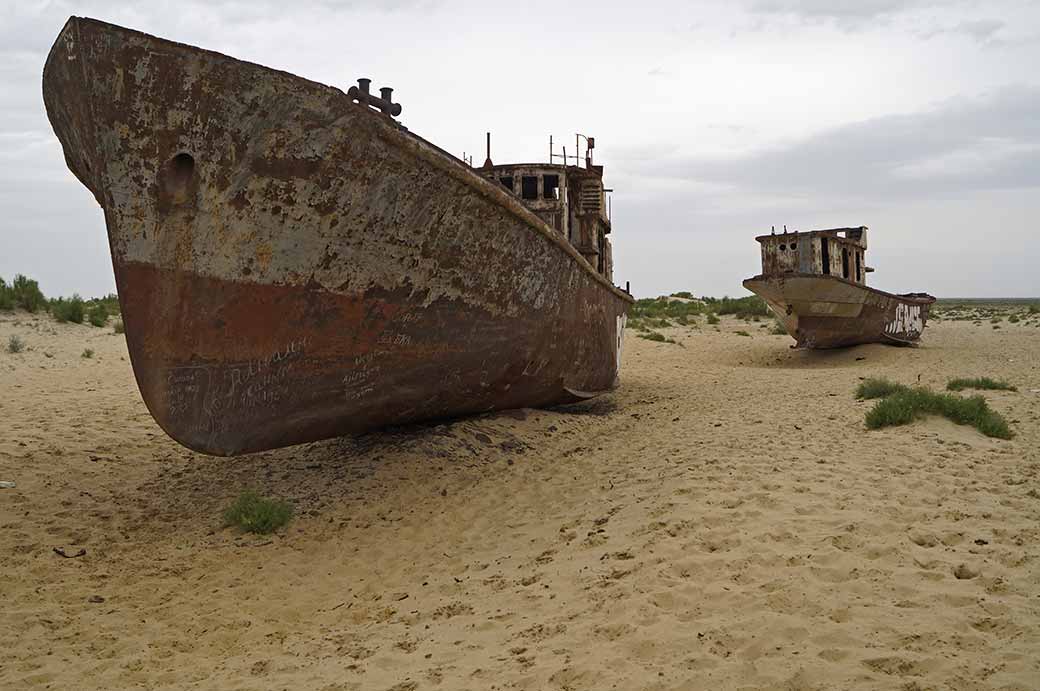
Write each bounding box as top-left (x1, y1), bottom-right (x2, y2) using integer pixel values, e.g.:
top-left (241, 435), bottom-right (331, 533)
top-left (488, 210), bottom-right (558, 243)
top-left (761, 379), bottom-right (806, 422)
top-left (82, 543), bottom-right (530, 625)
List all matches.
top-left (113, 320), bottom-right (125, 334)
top-left (770, 320), bottom-right (788, 335)
top-left (946, 377), bottom-right (1016, 392)
top-left (859, 382), bottom-right (1013, 440)
top-left (638, 330), bottom-right (679, 345)
top-left (81, 348), bottom-right (94, 359)
top-left (735, 330), bottom-right (751, 337)
top-left (855, 378), bottom-right (908, 400)
top-left (7, 334), bottom-right (25, 353)
top-left (706, 313), bottom-right (720, 325)
top-left (223, 490), bottom-right (293, 534)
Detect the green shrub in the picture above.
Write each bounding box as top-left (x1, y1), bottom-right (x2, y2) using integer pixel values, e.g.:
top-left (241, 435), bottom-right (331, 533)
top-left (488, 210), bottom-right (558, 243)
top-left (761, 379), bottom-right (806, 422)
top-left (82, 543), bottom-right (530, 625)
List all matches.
top-left (1027, 304), bottom-right (1039, 315)
top-left (670, 291), bottom-right (694, 299)
top-left (51, 295), bottom-right (85, 324)
top-left (11, 275), bottom-right (46, 313)
top-left (856, 378), bottom-right (908, 400)
top-left (630, 296), bottom-right (705, 322)
top-left (87, 302), bottom-right (109, 327)
top-left (0, 278), bottom-right (13, 311)
top-left (223, 490), bottom-right (293, 534)
top-left (81, 348), bottom-right (94, 359)
top-left (863, 386), bottom-right (1012, 439)
top-left (735, 330), bottom-right (751, 337)
top-left (7, 335), bottom-right (25, 353)
top-left (715, 295), bottom-right (770, 318)
top-left (1008, 315), bottom-right (1020, 324)
top-left (946, 377), bottom-right (1016, 392)
top-left (706, 313), bottom-right (720, 325)
top-left (770, 320), bottom-right (788, 335)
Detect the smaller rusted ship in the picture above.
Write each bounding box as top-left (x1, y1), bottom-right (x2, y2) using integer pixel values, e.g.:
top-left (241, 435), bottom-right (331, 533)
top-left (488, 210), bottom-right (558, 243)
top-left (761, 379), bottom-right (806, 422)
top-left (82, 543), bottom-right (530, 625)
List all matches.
top-left (743, 226), bottom-right (935, 348)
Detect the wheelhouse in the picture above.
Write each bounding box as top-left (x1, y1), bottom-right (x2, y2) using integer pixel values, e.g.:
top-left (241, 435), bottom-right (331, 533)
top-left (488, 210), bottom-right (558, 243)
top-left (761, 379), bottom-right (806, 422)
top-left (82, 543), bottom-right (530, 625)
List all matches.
top-left (755, 226), bottom-right (872, 285)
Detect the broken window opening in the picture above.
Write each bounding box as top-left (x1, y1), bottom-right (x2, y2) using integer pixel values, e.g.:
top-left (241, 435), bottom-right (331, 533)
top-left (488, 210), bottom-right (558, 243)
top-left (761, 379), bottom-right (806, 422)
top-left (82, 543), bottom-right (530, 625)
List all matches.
top-left (499, 176), bottom-right (513, 193)
top-left (543, 174), bottom-right (560, 200)
top-left (841, 247), bottom-right (850, 279)
top-left (521, 176), bottom-right (538, 200)
top-left (821, 238), bottom-right (830, 275)
top-left (855, 251), bottom-right (862, 282)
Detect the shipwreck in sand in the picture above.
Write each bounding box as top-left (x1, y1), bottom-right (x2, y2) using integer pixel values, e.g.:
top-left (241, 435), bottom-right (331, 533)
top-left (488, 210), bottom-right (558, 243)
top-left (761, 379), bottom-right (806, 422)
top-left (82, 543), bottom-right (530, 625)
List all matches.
top-left (743, 226), bottom-right (935, 349)
top-left (43, 17), bottom-right (632, 456)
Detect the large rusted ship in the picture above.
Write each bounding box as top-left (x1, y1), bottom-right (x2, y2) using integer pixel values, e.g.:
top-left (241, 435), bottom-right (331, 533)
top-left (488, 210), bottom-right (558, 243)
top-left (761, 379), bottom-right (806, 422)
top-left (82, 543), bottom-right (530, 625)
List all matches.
top-left (43, 17), bottom-right (632, 456)
top-left (743, 226), bottom-right (935, 348)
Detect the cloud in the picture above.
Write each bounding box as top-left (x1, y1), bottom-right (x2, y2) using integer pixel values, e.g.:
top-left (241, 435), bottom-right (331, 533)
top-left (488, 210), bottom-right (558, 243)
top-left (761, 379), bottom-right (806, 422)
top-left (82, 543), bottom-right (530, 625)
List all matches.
top-left (641, 85), bottom-right (1040, 201)
top-left (747, 0), bottom-right (930, 28)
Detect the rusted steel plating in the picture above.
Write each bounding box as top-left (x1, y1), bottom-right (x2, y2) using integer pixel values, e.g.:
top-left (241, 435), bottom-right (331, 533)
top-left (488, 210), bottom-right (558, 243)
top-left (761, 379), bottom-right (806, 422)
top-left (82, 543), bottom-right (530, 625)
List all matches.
top-left (743, 225), bottom-right (935, 348)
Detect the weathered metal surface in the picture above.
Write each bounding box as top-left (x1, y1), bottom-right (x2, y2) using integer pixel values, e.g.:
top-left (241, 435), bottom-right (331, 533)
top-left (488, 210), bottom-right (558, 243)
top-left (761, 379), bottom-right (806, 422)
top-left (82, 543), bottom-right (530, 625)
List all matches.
top-left (744, 227), bottom-right (934, 348)
top-left (43, 17), bottom-right (632, 456)
top-left (479, 162), bottom-right (613, 278)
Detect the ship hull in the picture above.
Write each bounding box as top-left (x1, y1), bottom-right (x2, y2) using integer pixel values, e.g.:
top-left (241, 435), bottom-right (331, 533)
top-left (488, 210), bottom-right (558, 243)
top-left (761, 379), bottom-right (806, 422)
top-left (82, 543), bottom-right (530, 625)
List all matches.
top-left (43, 17), bottom-right (631, 455)
top-left (743, 274), bottom-right (934, 349)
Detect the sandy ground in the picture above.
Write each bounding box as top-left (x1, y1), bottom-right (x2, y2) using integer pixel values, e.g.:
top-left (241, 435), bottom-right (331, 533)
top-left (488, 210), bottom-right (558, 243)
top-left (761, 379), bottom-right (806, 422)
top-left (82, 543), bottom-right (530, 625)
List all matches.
top-left (1, 309), bottom-right (1038, 690)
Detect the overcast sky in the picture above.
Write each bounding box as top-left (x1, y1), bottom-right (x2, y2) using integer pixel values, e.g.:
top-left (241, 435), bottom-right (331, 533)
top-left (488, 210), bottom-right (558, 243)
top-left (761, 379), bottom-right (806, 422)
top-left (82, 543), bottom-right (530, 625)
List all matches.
top-left (3, 0), bottom-right (1039, 298)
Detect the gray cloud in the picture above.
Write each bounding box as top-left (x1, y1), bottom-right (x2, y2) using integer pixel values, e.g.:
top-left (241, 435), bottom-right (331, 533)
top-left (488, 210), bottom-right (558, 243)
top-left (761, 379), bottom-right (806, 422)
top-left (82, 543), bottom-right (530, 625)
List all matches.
top-left (643, 85), bottom-right (1040, 201)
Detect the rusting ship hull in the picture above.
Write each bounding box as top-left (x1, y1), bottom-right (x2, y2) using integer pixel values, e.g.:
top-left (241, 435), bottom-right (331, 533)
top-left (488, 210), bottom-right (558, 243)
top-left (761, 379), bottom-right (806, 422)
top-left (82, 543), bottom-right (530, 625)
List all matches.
top-left (743, 274), bottom-right (935, 349)
top-left (43, 17), bottom-right (632, 456)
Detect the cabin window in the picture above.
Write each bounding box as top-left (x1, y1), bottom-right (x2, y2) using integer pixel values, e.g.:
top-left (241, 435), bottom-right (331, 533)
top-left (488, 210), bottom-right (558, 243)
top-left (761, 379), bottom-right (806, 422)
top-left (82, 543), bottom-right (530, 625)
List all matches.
top-left (855, 251), bottom-right (862, 282)
top-left (821, 238), bottom-right (830, 274)
top-left (842, 247), bottom-right (850, 279)
top-left (521, 176), bottom-right (538, 200)
top-left (543, 174), bottom-right (560, 200)
top-left (790, 243), bottom-right (797, 252)
top-left (779, 243), bottom-right (786, 251)
top-left (499, 176), bottom-right (513, 192)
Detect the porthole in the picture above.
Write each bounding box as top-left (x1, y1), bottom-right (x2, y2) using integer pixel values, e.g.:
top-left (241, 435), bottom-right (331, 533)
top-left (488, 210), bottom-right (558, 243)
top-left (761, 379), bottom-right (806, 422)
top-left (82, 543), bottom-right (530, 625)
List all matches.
top-left (779, 243), bottom-right (786, 251)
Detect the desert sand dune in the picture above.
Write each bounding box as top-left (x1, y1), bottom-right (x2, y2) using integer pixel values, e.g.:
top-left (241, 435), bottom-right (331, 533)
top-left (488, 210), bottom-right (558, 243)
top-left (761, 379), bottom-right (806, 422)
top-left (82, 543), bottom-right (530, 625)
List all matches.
top-left (1, 311), bottom-right (1038, 690)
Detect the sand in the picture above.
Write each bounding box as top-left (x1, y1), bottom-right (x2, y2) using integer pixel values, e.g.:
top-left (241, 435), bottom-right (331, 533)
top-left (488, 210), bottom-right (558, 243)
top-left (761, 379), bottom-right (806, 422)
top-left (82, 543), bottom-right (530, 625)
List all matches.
top-left (1, 309), bottom-right (1038, 690)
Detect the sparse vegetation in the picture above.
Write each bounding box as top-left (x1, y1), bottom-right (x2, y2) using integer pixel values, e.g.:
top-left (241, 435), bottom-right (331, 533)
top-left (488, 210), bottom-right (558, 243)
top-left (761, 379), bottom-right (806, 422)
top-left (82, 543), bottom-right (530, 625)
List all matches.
top-left (81, 348), bottom-right (94, 359)
top-left (770, 320), bottom-right (788, 335)
top-left (947, 377), bottom-right (1016, 393)
top-left (0, 274), bottom-right (47, 313)
top-left (735, 330), bottom-right (751, 337)
top-left (628, 296), bottom-right (705, 332)
top-left (0, 278), bottom-right (13, 311)
top-left (7, 335), bottom-right (25, 354)
top-left (711, 295), bottom-right (771, 319)
top-left (1029, 305), bottom-right (1039, 315)
top-left (88, 302), bottom-right (109, 327)
top-left (638, 330), bottom-right (679, 345)
top-left (51, 295), bottom-right (85, 324)
top-left (113, 320), bottom-right (125, 334)
top-left (706, 313), bottom-right (720, 325)
top-left (1008, 314), bottom-right (1020, 324)
top-left (223, 490), bottom-right (293, 534)
top-left (856, 377), bottom-right (1013, 439)
top-left (856, 378), bottom-right (908, 400)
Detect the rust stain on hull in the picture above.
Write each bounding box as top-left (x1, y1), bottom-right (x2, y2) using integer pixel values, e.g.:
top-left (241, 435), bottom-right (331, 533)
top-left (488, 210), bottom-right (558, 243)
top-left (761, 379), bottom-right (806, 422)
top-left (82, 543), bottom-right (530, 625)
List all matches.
top-left (744, 226), bottom-right (934, 349)
top-left (744, 274), bottom-right (935, 349)
top-left (43, 17), bottom-right (632, 455)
